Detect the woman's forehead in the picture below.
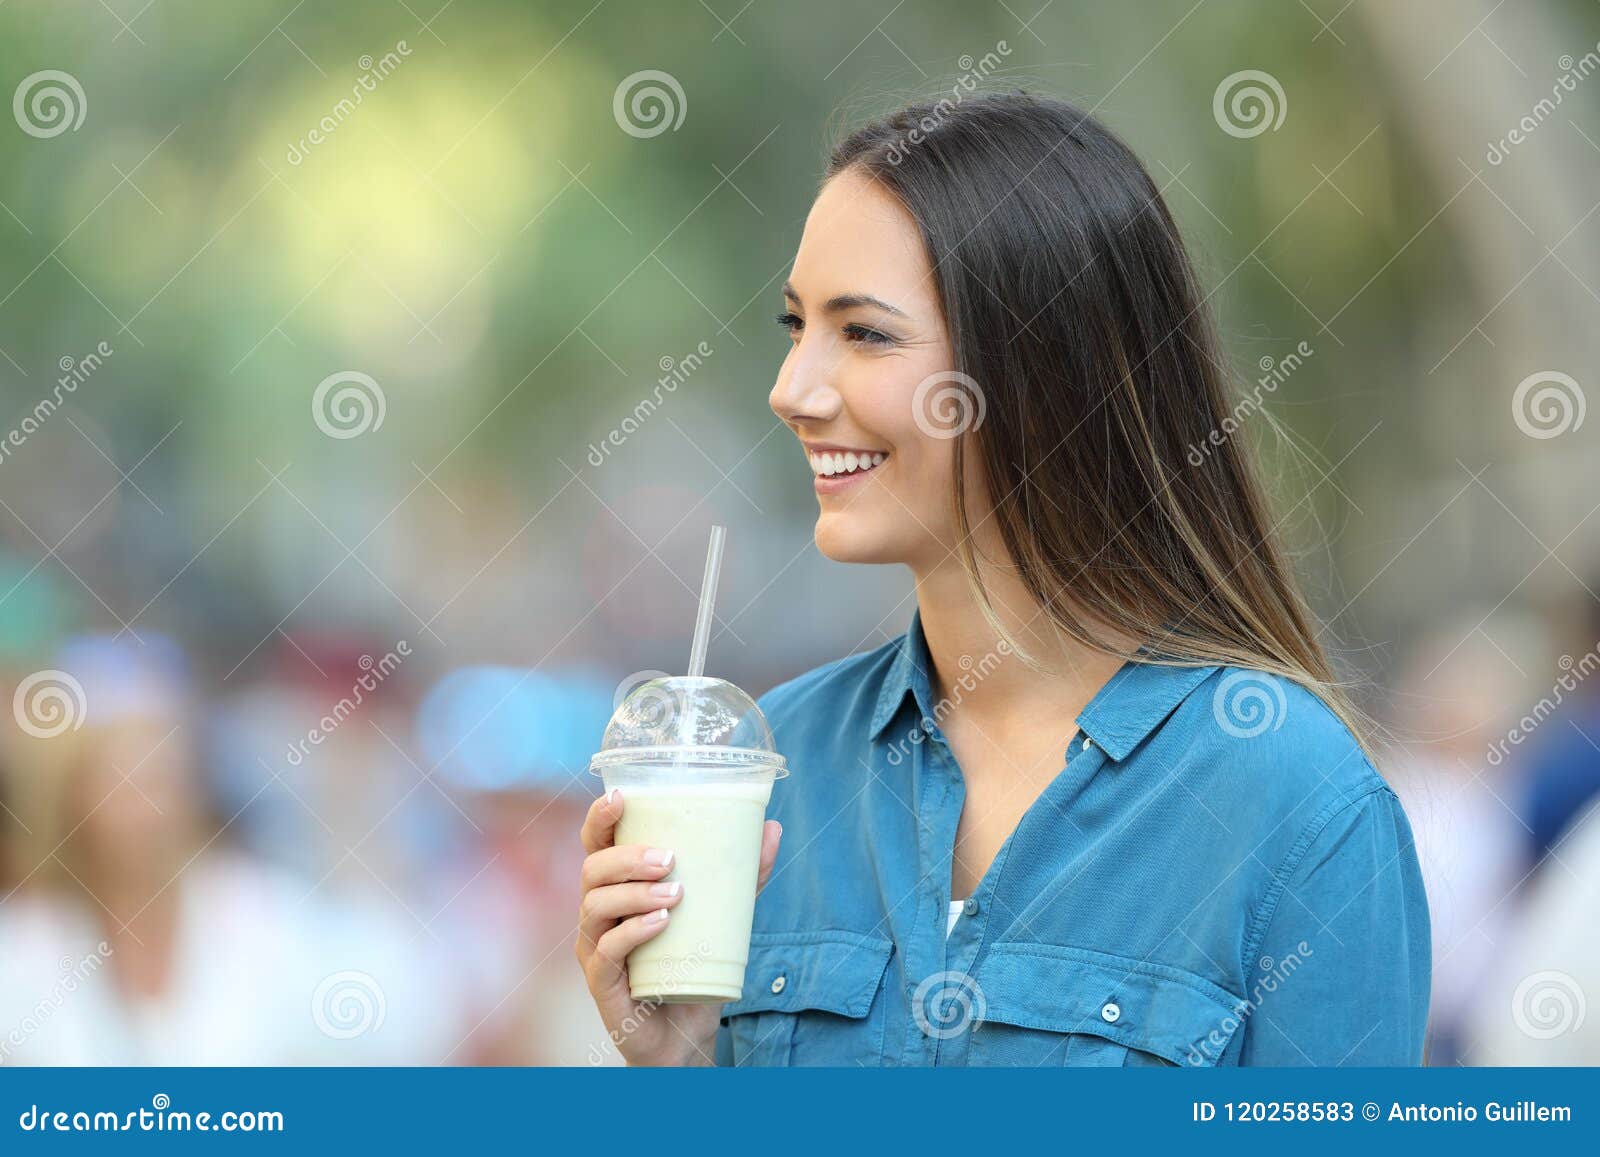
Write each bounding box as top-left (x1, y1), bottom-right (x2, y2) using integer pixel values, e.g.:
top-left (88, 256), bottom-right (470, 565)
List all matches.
top-left (790, 172), bottom-right (934, 309)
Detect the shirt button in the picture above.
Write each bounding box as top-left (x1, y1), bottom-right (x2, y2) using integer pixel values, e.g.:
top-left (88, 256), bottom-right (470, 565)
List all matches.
top-left (770, 975), bottom-right (787, 995)
top-left (1101, 1001), bottom-right (1120, 1023)
top-left (962, 898), bottom-right (980, 917)
top-left (1083, 736), bottom-right (1094, 751)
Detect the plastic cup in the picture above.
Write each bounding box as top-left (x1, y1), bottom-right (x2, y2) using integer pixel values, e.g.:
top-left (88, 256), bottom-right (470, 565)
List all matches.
top-left (591, 675), bottom-right (787, 1003)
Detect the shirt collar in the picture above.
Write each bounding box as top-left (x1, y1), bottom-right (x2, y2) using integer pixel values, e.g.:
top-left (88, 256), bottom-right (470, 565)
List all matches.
top-left (869, 610), bottom-right (1218, 761)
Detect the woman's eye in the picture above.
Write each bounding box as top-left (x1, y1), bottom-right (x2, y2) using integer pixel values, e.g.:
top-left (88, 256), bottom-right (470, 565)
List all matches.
top-left (775, 312), bottom-right (803, 336)
top-left (842, 323), bottom-right (895, 346)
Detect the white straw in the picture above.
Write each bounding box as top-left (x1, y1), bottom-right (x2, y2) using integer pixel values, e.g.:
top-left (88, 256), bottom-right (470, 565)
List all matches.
top-left (686, 525), bottom-right (726, 679)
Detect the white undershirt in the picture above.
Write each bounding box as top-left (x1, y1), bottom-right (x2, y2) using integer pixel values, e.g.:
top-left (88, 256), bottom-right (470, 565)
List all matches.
top-left (946, 900), bottom-right (964, 938)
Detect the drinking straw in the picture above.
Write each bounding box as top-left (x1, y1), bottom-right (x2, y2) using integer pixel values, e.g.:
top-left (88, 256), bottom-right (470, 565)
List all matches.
top-left (686, 525), bottom-right (726, 679)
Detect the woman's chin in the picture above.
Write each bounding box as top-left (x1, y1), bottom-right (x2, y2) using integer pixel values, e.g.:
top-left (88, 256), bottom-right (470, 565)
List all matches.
top-left (813, 512), bottom-right (905, 565)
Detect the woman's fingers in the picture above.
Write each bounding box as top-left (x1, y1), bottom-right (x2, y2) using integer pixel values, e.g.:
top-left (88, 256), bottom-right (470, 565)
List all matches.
top-left (579, 880), bottom-right (684, 947)
top-left (589, 909), bottom-right (673, 987)
top-left (755, 820), bottom-right (782, 892)
top-left (580, 788), bottom-right (624, 854)
top-left (580, 843), bottom-right (675, 892)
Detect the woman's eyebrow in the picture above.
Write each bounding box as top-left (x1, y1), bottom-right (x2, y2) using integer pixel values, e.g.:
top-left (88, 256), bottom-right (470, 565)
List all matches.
top-left (782, 281), bottom-right (908, 317)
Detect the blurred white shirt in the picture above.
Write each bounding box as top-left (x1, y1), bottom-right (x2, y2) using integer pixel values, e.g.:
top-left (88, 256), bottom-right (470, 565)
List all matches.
top-left (0, 851), bottom-right (458, 1065)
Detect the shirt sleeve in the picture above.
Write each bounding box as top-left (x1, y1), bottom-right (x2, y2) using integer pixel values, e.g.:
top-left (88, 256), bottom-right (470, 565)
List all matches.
top-left (1235, 785), bottom-right (1432, 1066)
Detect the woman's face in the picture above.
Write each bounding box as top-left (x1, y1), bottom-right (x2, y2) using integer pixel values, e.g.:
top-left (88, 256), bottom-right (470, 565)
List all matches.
top-left (769, 168), bottom-right (969, 570)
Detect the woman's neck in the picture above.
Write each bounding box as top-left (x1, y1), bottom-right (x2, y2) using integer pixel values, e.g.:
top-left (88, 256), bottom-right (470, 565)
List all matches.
top-left (911, 552), bottom-right (1127, 736)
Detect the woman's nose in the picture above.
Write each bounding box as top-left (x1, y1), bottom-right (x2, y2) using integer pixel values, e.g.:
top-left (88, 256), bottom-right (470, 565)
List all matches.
top-left (769, 342), bottom-right (842, 425)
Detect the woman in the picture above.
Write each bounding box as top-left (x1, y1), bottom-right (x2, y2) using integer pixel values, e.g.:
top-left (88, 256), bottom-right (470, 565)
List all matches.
top-left (575, 93), bottom-right (1430, 1067)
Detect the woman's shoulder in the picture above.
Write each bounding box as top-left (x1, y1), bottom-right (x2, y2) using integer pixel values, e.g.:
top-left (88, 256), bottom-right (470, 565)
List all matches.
top-left (1160, 664), bottom-right (1399, 839)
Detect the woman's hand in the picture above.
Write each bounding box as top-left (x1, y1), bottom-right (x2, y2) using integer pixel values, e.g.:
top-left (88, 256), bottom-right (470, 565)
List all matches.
top-left (575, 789), bottom-right (782, 1066)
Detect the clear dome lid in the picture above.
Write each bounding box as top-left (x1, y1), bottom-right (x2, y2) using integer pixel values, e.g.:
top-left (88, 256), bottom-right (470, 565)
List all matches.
top-left (588, 675), bottom-right (788, 775)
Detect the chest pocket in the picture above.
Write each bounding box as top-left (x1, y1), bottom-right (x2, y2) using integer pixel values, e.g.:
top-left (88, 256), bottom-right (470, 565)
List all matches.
top-left (720, 930), bottom-right (894, 1067)
top-left (965, 943), bottom-right (1243, 1067)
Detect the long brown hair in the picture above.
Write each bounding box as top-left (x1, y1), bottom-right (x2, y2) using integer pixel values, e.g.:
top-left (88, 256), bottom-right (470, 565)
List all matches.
top-left (829, 93), bottom-right (1365, 747)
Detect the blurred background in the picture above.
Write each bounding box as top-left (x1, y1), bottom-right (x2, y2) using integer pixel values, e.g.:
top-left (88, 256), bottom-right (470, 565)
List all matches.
top-left (1, 0), bottom-right (1599, 1065)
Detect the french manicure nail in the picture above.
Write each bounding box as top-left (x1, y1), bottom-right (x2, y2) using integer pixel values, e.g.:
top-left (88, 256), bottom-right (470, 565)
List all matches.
top-left (650, 881), bottom-right (682, 898)
top-left (607, 788), bottom-right (621, 807)
top-left (642, 848), bottom-right (674, 868)
top-left (647, 907), bottom-right (670, 923)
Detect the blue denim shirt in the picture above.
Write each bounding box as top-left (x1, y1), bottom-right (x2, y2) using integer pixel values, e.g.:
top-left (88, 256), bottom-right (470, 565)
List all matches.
top-left (714, 613), bottom-right (1430, 1066)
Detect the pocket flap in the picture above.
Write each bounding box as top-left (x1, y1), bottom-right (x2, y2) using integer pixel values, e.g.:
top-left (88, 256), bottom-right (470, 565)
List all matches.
top-left (720, 930), bottom-right (894, 1020)
top-left (972, 943), bottom-right (1244, 1066)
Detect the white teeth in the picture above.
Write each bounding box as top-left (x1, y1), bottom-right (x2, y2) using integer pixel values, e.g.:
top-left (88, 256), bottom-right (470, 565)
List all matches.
top-left (808, 451), bottom-right (888, 477)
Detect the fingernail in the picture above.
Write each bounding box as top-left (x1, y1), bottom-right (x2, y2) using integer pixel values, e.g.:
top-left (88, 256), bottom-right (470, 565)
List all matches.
top-left (607, 788), bottom-right (621, 807)
top-left (650, 881), bottom-right (682, 898)
top-left (646, 907), bottom-right (670, 924)
top-left (642, 848), bottom-right (674, 868)
top-left (774, 822), bottom-right (783, 838)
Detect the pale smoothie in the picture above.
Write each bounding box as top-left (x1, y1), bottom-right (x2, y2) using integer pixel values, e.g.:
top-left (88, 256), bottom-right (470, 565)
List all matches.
top-left (612, 778), bottom-right (774, 1002)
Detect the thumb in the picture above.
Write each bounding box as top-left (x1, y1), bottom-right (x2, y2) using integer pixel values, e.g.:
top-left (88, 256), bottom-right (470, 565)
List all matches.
top-left (755, 820), bottom-right (782, 892)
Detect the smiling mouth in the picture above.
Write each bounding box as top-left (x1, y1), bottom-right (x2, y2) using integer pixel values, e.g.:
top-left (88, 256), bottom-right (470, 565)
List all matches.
top-left (808, 449), bottom-right (888, 479)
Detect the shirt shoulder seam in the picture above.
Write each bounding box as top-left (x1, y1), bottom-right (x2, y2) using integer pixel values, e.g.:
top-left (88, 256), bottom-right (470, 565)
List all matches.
top-left (1239, 774), bottom-right (1393, 978)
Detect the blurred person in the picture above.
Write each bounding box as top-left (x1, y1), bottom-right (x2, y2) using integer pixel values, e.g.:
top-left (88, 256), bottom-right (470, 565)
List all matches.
top-left (417, 667), bottom-right (614, 1064)
top-left (576, 94), bottom-right (1430, 1067)
top-left (1511, 587), bottom-right (1600, 871)
top-left (0, 634), bottom-right (456, 1064)
top-left (1385, 617), bottom-right (1541, 1065)
top-left (1467, 800), bottom-right (1600, 1065)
